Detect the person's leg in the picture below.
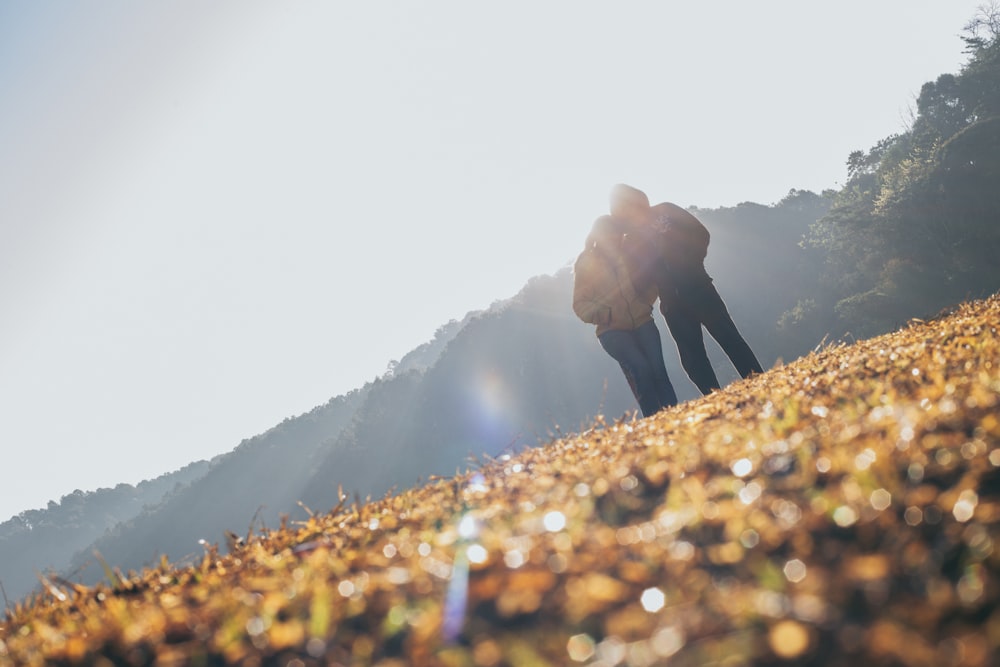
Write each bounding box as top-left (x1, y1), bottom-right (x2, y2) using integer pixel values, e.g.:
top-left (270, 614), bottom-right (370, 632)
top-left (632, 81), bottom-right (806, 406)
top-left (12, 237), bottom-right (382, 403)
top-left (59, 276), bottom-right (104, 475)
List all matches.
top-left (662, 304), bottom-right (720, 395)
top-left (697, 283), bottom-right (764, 379)
top-left (632, 319), bottom-right (678, 409)
top-left (705, 315), bottom-right (763, 378)
top-left (598, 329), bottom-right (666, 417)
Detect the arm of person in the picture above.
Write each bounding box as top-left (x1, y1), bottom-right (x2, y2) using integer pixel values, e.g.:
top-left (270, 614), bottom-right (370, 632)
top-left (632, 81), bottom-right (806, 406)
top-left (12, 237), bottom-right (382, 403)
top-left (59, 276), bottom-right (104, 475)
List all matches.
top-left (572, 255), bottom-right (613, 325)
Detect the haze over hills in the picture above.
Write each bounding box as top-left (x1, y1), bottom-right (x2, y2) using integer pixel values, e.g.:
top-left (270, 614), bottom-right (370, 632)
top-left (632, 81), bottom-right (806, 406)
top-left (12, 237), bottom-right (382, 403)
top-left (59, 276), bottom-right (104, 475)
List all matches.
top-left (3, 8), bottom-right (1000, 611)
top-left (0, 192), bottom-right (831, 605)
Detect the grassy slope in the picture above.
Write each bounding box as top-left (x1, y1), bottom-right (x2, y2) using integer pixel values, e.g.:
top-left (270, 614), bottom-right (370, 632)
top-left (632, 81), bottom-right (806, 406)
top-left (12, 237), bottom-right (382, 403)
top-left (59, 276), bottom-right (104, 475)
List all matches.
top-left (2, 295), bottom-right (999, 667)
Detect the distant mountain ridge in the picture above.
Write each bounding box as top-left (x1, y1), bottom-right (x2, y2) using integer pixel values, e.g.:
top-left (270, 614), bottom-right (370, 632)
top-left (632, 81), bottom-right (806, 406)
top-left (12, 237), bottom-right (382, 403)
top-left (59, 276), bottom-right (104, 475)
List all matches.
top-left (2, 193), bottom-right (836, 606)
top-left (0, 305), bottom-right (483, 605)
top-left (0, 461), bottom-right (211, 605)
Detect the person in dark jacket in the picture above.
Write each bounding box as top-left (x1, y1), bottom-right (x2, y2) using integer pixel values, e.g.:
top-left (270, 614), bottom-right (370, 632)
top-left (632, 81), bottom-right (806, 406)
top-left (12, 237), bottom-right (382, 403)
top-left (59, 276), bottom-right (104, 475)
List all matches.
top-left (609, 184), bottom-right (763, 395)
top-left (573, 215), bottom-right (678, 416)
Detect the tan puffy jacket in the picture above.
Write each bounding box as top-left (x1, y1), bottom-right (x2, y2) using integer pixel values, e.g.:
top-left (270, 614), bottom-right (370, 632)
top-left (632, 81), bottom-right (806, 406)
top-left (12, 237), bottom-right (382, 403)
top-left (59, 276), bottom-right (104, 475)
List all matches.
top-left (572, 242), bottom-right (657, 336)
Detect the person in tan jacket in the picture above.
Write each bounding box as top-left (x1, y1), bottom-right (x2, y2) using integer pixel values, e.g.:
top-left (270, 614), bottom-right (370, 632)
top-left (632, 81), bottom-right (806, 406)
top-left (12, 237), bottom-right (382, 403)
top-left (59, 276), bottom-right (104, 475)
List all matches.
top-left (573, 215), bottom-right (678, 416)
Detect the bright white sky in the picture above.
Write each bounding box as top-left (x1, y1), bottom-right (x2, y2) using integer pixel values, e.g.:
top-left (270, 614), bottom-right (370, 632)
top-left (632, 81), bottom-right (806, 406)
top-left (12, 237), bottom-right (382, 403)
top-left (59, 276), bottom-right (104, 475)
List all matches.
top-left (0, 1), bottom-right (985, 521)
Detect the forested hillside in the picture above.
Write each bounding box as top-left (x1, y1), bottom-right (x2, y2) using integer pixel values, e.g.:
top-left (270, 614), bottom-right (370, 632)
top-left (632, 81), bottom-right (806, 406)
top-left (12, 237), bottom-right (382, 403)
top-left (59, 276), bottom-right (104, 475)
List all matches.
top-left (786, 8), bottom-right (1000, 339)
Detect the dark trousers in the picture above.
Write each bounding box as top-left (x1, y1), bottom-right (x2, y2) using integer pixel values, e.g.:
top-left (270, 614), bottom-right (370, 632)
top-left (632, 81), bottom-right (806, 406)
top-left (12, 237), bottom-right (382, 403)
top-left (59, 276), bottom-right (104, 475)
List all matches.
top-left (661, 281), bottom-right (763, 395)
top-left (598, 320), bottom-right (678, 417)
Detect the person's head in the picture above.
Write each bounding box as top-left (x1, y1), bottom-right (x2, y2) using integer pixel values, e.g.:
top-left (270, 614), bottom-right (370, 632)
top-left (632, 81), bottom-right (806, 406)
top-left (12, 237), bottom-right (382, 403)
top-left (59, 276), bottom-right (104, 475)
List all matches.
top-left (609, 183), bottom-right (651, 227)
top-left (585, 215), bottom-right (621, 250)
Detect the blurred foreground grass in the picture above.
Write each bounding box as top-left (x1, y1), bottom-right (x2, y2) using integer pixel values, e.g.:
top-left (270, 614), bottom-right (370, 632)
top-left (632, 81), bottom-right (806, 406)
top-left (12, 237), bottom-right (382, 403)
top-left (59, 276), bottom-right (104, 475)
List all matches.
top-left (2, 294), bottom-right (999, 667)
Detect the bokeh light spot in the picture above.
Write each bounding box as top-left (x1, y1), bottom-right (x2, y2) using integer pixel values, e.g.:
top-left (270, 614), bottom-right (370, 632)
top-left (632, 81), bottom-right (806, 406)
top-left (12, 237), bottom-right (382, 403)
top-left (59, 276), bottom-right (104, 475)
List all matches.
top-left (641, 587), bottom-right (666, 612)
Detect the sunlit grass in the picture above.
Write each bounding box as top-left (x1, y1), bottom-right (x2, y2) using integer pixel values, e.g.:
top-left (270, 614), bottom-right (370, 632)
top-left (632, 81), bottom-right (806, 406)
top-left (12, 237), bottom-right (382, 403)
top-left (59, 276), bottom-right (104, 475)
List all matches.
top-left (2, 295), bottom-right (999, 666)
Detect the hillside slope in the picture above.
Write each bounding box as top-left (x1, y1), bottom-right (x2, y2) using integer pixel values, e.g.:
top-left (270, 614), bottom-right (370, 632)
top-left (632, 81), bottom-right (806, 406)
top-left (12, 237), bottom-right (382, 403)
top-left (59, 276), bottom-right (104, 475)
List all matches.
top-left (2, 294), bottom-right (998, 666)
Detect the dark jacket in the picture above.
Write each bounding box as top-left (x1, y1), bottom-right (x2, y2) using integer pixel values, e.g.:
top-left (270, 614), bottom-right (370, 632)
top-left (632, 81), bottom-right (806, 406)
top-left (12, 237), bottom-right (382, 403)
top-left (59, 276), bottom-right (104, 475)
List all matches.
top-left (651, 202), bottom-right (710, 280)
top-left (648, 203), bottom-right (712, 311)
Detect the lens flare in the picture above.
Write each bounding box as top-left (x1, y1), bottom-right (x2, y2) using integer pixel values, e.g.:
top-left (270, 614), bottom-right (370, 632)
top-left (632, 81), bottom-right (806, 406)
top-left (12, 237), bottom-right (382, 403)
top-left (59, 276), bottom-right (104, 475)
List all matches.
top-left (442, 547), bottom-right (468, 643)
top-left (460, 369), bottom-right (521, 452)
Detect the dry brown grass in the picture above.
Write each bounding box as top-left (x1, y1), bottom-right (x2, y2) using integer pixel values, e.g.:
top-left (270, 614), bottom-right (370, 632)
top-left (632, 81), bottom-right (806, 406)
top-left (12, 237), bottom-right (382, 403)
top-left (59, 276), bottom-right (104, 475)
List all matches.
top-left (2, 295), bottom-right (999, 666)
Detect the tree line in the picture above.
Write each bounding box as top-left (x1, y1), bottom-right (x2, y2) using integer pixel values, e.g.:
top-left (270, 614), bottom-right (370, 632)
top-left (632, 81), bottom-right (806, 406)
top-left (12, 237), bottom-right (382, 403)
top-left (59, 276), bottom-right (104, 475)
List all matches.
top-left (786, 6), bottom-right (1000, 339)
